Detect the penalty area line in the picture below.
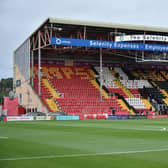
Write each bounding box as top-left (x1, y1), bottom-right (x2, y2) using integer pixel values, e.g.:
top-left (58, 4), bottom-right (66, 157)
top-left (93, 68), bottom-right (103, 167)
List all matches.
top-left (0, 148), bottom-right (168, 161)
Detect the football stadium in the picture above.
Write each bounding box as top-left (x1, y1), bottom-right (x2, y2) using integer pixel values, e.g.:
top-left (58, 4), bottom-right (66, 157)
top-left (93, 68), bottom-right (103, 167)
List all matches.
top-left (1, 17), bottom-right (168, 167)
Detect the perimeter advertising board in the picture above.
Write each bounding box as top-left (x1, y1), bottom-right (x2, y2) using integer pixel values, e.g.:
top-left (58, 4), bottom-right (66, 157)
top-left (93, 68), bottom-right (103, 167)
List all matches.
top-left (108, 115), bottom-right (147, 120)
top-left (108, 115), bottom-right (129, 120)
top-left (128, 115), bottom-right (147, 119)
top-left (35, 116), bottom-right (53, 120)
top-left (6, 116), bottom-right (33, 121)
top-left (148, 115), bottom-right (168, 119)
top-left (56, 115), bottom-right (79, 120)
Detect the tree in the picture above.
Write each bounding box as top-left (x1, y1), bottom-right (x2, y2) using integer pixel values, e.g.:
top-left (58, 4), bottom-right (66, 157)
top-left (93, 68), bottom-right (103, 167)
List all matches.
top-left (0, 78), bottom-right (13, 104)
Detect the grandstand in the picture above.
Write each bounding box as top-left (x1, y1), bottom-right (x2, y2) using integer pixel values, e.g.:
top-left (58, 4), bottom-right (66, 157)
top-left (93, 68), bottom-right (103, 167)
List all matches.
top-left (13, 17), bottom-right (168, 116)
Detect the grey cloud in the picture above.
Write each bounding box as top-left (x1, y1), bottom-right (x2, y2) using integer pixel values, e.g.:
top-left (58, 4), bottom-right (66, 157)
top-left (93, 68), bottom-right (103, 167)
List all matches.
top-left (1, 0), bottom-right (168, 79)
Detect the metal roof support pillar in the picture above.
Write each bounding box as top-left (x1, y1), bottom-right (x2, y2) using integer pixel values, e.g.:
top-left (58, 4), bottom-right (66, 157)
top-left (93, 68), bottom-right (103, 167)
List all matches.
top-left (142, 31), bottom-right (146, 61)
top-left (100, 48), bottom-right (103, 101)
top-left (38, 31), bottom-right (41, 97)
top-left (31, 50), bottom-right (34, 87)
top-left (83, 26), bottom-right (86, 40)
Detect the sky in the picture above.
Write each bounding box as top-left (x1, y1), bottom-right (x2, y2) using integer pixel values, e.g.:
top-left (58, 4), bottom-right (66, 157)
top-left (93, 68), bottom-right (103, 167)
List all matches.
top-left (1, 0), bottom-right (168, 79)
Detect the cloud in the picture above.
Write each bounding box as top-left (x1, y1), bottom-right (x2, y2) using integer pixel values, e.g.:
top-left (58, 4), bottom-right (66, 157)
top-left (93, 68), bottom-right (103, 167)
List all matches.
top-left (1, 0), bottom-right (168, 79)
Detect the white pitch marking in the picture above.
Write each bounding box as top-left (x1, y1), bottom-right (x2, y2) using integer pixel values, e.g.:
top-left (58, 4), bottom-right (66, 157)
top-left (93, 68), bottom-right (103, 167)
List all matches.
top-left (51, 124), bottom-right (167, 132)
top-left (1, 148), bottom-right (168, 161)
top-left (0, 136), bottom-right (8, 139)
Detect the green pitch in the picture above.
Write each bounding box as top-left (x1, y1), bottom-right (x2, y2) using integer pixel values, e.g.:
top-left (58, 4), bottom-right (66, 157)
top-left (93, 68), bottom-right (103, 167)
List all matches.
top-left (0, 119), bottom-right (168, 168)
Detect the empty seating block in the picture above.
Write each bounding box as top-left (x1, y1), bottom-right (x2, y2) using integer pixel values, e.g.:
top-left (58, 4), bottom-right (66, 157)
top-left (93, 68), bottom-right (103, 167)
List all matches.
top-left (32, 65), bottom-right (130, 115)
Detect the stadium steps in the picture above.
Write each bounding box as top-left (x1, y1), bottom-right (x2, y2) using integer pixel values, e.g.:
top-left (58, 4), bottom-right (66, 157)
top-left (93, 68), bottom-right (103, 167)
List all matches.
top-left (117, 99), bottom-right (134, 115)
top-left (163, 98), bottom-right (168, 106)
top-left (114, 79), bottom-right (134, 98)
top-left (51, 67), bottom-right (64, 79)
top-left (61, 67), bottom-right (74, 79)
top-left (139, 70), bottom-right (165, 81)
top-left (160, 89), bottom-right (168, 105)
top-left (41, 66), bottom-right (50, 78)
top-left (90, 80), bottom-right (109, 99)
top-left (142, 99), bottom-right (155, 111)
top-left (154, 81), bottom-right (168, 105)
top-left (160, 71), bottom-right (168, 80)
top-left (45, 98), bottom-right (59, 112)
top-left (42, 79), bottom-right (59, 98)
top-left (87, 69), bottom-right (96, 78)
top-left (158, 71), bottom-right (167, 81)
top-left (160, 89), bottom-right (168, 97)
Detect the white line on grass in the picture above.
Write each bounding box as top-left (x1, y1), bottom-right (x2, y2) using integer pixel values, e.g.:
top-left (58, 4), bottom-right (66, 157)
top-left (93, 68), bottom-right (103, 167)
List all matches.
top-left (1, 148), bottom-right (168, 161)
top-left (0, 136), bottom-right (8, 139)
top-left (52, 124), bottom-right (167, 132)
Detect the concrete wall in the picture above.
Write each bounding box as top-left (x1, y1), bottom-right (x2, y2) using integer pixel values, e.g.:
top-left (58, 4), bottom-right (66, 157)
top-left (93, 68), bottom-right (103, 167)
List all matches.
top-left (15, 65), bottom-right (49, 113)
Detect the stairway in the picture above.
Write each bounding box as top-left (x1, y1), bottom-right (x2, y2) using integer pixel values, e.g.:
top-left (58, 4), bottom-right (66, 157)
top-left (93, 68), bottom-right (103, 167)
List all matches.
top-left (142, 99), bottom-right (155, 111)
top-left (117, 99), bottom-right (134, 115)
top-left (114, 79), bottom-right (134, 98)
top-left (90, 80), bottom-right (109, 99)
top-left (42, 79), bottom-right (59, 98)
top-left (160, 89), bottom-right (168, 106)
top-left (160, 89), bottom-right (168, 97)
top-left (88, 69), bottom-right (96, 78)
top-left (45, 98), bottom-right (59, 112)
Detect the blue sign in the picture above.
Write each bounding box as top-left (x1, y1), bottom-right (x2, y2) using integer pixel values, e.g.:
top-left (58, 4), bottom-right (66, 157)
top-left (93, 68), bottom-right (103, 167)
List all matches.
top-left (51, 37), bottom-right (168, 52)
top-left (56, 115), bottom-right (79, 120)
top-left (108, 115), bottom-right (129, 120)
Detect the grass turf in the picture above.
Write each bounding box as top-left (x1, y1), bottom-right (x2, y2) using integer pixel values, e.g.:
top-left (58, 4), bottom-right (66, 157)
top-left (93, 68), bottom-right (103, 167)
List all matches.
top-left (0, 119), bottom-right (168, 168)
